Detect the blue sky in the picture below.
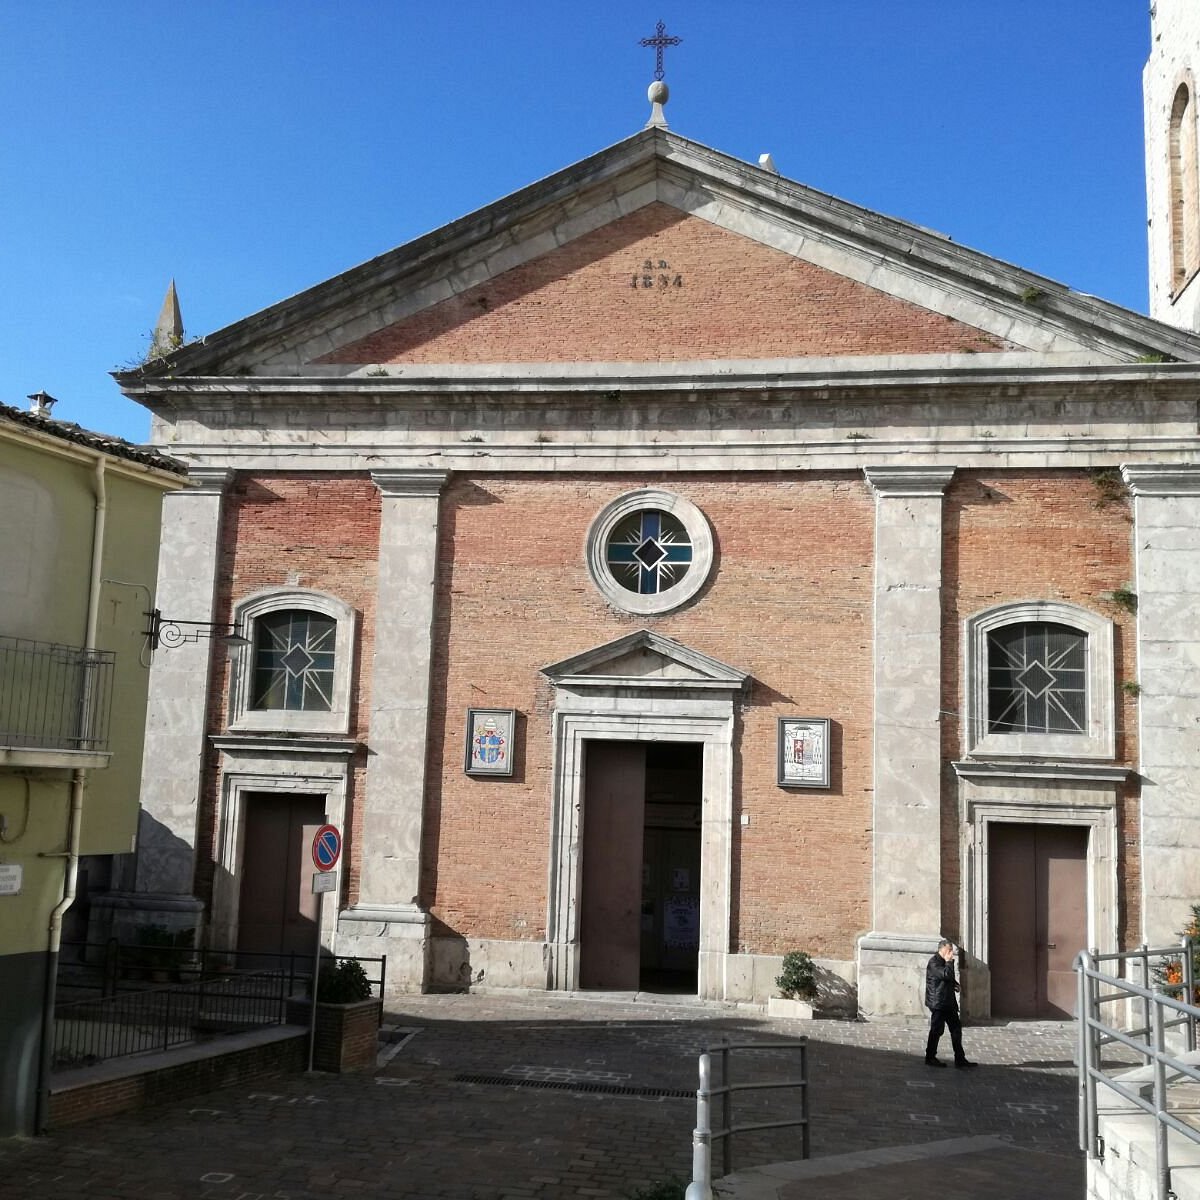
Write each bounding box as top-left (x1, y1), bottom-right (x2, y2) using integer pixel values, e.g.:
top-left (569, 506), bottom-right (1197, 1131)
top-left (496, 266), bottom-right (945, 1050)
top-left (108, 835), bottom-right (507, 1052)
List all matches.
top-left (0, 3), bottom-right (1151, 443)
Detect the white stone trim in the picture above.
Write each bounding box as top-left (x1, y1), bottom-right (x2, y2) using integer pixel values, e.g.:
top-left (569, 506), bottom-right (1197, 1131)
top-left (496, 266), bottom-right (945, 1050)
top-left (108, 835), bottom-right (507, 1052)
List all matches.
top-left (228, 589), bottom-right (357, 735)
top-left (963, 601), bottom-right (1115, 761)
top-left (542, 635), bottom-right (747, 1000)
top-left (956, 773), bottom-right (1119, 1019)
top-left (584, 487), bottom-right (714, 615)
top-left (208, 738), bottom-right (354, 953)
top-left (855, 465), bottom-right (952, 1017)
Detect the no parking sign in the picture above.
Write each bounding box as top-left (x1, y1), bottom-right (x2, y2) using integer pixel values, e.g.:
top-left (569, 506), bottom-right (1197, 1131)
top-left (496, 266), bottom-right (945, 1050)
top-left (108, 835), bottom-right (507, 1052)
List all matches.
top-left (311, 824), bottom-right (341, 872)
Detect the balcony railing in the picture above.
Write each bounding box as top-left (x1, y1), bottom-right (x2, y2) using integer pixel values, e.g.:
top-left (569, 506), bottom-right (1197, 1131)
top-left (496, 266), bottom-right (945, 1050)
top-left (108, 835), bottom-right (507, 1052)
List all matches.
top-left (0, 635), bottom-right (115, 754)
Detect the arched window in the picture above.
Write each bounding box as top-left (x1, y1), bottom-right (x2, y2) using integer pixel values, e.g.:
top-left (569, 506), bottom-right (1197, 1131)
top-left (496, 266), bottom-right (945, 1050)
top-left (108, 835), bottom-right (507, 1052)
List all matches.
top-left (986, 622), bottom-right (1087, 735)
top-left (963, 602), bottom-right (1114, 760)
top-left (251, 610), bottom-right (337, 712)
top-left (1169, 82), bottom-right (1200, 291)
top-left (229, 589), bottom-right (356, 734)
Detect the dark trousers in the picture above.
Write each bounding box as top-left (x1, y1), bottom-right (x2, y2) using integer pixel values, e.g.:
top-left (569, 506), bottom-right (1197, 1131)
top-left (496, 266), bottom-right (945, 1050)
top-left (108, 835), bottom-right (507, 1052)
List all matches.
top-left (925, 1006), bottom-right (966, 1062)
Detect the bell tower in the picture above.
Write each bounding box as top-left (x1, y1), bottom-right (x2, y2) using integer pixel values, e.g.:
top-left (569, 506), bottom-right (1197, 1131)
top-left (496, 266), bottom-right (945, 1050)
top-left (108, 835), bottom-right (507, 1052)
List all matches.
top-left (1146, 0), bottom-right (1200, 330)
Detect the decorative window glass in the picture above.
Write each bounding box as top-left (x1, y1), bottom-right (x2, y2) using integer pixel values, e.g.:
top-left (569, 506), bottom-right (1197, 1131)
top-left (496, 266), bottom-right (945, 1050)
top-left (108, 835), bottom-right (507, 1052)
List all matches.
top-left (964, 602), bottom-right (1113, 761)
top-left (252, 611), bottom-right (336, 712)
top-left (586, 489), bottom-right (714, 615)
top-left (987, 623), bottom-right (1087, 735)
top-left (229, 589), bottom-right (356, 735)
top-left (605, 509), bottom-right (693, 596)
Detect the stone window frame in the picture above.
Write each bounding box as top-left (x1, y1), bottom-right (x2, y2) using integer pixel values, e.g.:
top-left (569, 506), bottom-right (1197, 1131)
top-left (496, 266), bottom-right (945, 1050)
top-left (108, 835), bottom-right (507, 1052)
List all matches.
top-left (585, 488), bottom-right (714, 616)
top-left (963, 600), bottom-right (1114, 760)
top-left (1169, 73), bottom-right (1200, 294)
top-left (229, 588), bottom-right (357, 735)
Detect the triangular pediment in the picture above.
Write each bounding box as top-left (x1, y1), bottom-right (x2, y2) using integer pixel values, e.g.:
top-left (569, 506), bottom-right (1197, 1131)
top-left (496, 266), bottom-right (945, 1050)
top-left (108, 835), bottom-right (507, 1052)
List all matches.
top-left (117, 128), bottom-right (1200, 389)
top-left (541, 630), bottom-right (749, 692)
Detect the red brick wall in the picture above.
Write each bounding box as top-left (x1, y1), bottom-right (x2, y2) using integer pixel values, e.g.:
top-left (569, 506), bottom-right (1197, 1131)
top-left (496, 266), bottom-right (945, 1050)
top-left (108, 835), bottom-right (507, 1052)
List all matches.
top-left (49, 1035), bottom-right (305, 1128)
top-left (198, 474), bottom-right (381, 911)
top-left (199, 465), bottom-right (1142, 966)
top-left (423, 472), bottom-right (876, 960)
top-left (319, 204), bottom-right (1012, 365)
top-left (940, 470), bottom-right (1139, 943)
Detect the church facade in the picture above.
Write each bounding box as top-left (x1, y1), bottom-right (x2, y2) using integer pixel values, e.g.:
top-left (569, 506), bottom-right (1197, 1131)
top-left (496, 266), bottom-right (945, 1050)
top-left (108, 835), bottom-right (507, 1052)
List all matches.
top-left (115, 86), bottom-right (1200, 1017)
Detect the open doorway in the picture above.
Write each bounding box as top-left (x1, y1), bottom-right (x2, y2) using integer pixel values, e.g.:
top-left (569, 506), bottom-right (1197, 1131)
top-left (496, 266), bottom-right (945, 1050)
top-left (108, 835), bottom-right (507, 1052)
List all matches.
top-left (579, 741), bottom-right (702, 994)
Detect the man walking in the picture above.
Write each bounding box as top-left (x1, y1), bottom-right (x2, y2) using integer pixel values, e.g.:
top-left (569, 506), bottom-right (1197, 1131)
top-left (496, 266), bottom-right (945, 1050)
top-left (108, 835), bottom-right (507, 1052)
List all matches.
top-left (925, 939), bottom-right (976, 1068)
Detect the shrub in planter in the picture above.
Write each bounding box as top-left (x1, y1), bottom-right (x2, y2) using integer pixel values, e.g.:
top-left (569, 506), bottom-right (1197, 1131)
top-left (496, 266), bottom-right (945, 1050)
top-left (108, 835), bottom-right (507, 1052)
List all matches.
top-left (768, 951), bottom-right (819, 1020)
top-left (314, 958), bottom-right (373, 1003)
top-left (293, 958), bottom-right (381, 1073)
top-left (775, 951), bottom-right (818, 1001)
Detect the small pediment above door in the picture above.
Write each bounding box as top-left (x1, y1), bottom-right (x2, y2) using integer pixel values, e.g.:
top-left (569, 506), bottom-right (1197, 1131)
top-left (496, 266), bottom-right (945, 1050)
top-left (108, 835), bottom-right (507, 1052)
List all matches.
top-left (541, 630), bottom-right (749, 693)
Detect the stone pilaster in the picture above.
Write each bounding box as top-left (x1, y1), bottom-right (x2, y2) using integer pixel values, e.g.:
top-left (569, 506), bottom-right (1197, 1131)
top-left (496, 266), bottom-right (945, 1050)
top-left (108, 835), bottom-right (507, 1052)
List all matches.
top-left (857, 466), bottom-right (955, 1015)
top-left (1122, 464), bottom-right (1200, 947)
top-left (337, 469), bottom-right (448, 993)
top-left (124, 468), bottom-right (231, 934)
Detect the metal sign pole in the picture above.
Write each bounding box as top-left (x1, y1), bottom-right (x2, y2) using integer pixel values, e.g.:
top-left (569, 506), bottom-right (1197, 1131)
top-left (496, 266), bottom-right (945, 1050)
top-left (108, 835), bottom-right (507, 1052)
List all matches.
top-left (306, 887), bottom-right (324, 1073)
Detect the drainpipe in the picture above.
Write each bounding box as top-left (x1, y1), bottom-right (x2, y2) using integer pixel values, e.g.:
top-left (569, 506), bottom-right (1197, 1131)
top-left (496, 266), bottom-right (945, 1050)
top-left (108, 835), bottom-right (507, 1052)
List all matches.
top-left (35, 456), bottom-right (106, 1132)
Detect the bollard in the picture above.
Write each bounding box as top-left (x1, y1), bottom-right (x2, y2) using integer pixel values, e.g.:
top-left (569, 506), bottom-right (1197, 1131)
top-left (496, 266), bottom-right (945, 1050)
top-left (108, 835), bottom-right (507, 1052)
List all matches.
top-left (684, 1051), bottom-right (713, 1200)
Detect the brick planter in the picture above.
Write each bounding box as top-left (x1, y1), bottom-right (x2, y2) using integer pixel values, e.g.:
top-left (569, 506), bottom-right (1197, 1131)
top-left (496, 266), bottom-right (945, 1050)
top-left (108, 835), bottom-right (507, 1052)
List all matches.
top-left (287, 998), bottom-right (382, 1072)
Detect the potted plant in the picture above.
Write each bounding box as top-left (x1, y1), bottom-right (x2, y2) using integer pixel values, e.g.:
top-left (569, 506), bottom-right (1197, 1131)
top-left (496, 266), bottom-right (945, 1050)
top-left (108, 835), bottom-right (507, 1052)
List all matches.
top-left (768, 951), bottom-right (819, 1019)
top-left (288, 958), bottom-right (382, 1072)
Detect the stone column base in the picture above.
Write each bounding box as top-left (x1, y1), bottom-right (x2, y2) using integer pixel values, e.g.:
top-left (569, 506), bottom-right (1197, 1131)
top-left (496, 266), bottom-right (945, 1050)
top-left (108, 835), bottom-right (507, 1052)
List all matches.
top-left (857, 931), bottom-right (941, 1017)
top-left (337, 904), bottom-right (430, 999)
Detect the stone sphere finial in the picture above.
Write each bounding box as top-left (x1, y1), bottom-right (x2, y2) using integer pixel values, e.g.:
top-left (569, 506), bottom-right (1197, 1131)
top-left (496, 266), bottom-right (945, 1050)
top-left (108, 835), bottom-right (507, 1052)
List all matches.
top-left (648, 80), bottom-right (669, 105)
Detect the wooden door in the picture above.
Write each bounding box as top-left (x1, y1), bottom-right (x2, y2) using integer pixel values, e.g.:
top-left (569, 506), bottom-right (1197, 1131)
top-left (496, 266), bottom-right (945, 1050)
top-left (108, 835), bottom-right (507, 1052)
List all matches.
top-left (579, 742), bottom-right (645, 990)
top-left (237, 792), bottom-right (326, 959)
top-left (988, 823), bottom-right (1088, 1018)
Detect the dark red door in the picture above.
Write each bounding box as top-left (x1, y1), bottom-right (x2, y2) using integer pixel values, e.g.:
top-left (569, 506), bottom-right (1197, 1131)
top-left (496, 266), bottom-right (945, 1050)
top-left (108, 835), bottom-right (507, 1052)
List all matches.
top-left (237, 792), bottom-right (326, 958)
top-left (988, 823), bottom-right (1088, 1018)
top-left (579, 742), bottom-right (645, 990)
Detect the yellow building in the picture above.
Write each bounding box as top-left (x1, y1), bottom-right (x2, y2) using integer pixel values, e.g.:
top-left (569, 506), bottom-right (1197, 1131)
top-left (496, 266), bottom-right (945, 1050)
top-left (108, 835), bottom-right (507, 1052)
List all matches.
top-left (0, 395), bottom-right (187, 1135)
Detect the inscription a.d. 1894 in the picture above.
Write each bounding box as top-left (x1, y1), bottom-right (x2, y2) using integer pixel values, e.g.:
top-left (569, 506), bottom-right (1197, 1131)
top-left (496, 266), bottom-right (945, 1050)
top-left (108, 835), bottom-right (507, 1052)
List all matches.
top-left (632, 259), bottom-right (684, 289)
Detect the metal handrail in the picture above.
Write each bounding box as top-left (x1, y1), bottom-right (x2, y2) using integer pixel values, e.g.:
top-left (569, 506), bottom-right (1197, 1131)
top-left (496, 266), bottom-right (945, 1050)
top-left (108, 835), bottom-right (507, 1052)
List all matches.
top-left (58, 941), bottom-right (387, 1001)
top-left (52, 970), bottom-right (288, 1069)
top-left (1075, 942), bottom-right (1200, 1200)
top-left (685, 1038), bottom-right (809, 1200)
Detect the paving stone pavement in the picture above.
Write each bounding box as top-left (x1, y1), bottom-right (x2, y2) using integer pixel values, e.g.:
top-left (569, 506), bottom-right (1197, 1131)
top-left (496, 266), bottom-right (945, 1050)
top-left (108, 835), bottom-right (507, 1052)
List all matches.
top-left (0, 992), bottom-right (1085, 1200)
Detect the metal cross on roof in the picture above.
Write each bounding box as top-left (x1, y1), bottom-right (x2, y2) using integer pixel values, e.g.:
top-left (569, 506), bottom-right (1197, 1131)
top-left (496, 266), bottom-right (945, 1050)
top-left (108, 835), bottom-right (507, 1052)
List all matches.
top-left (639, 19), bottom-right (681, 81)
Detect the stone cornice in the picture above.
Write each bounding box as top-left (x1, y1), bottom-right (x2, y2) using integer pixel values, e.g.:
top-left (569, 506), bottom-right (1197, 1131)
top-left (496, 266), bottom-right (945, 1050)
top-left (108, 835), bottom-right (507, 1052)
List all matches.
top-left (864, 466), bottom-right (956, 497)
top-left (118, 358), bottom-right (1200, 400)
top-left (952, 759), bottom-right (1132, 784)
top-left (370, 469), bottom-right (450, 497)
top-left (183, 466), bottom-right (234, 495)
top-left (209, 734), bottom-right (360, 757)
top-left (1121, 463), bottom-right (1200, 496)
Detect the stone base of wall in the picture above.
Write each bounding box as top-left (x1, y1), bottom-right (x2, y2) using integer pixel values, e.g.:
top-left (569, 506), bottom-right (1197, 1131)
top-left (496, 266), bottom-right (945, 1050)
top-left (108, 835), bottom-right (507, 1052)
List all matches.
top-left (429, 936), bottom-right (550, 992)
top-left (48, 1026), bottom-right (306, 1130)
top-left (857, 931), bottom-right (941, 1017)
top-left (425, 937), bottom-right (859, 1010)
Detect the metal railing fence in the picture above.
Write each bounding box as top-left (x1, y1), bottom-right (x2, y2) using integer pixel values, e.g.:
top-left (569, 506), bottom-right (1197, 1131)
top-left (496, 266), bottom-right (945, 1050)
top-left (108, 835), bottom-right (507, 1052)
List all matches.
top-left (52, 970), bottom-right (288, 1069)
top-left (58, 940), bottom-right (387, 1002)
top-left (685, 1038), bottom-right (809, 1200)
top-left (1075, 941), bottom-right (1200, 1200)
top-left (0, 635), bottom-right (114, 752)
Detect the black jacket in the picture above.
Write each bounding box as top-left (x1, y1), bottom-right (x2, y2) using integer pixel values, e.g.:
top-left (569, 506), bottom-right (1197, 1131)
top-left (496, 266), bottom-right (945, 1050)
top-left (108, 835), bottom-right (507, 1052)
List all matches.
top-left (925, 953), bottom-right (959, 1011)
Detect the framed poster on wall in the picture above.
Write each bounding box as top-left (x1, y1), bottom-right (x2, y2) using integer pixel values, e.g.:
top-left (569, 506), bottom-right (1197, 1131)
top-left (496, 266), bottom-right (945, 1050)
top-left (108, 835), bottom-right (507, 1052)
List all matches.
top-left (464, 708), bottom-right (516, 776)
top-left (777, 716), bottom-right (830, 788)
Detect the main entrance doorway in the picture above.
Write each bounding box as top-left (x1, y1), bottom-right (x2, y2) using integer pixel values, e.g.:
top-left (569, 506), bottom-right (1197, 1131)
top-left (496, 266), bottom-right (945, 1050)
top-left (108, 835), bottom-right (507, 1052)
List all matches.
top-left (579, 741), bottom-right (702, 993)
top-left (987, 822), bottom-right (1088, 1018)
top-left (237, 792), bottom-right (327, 959)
